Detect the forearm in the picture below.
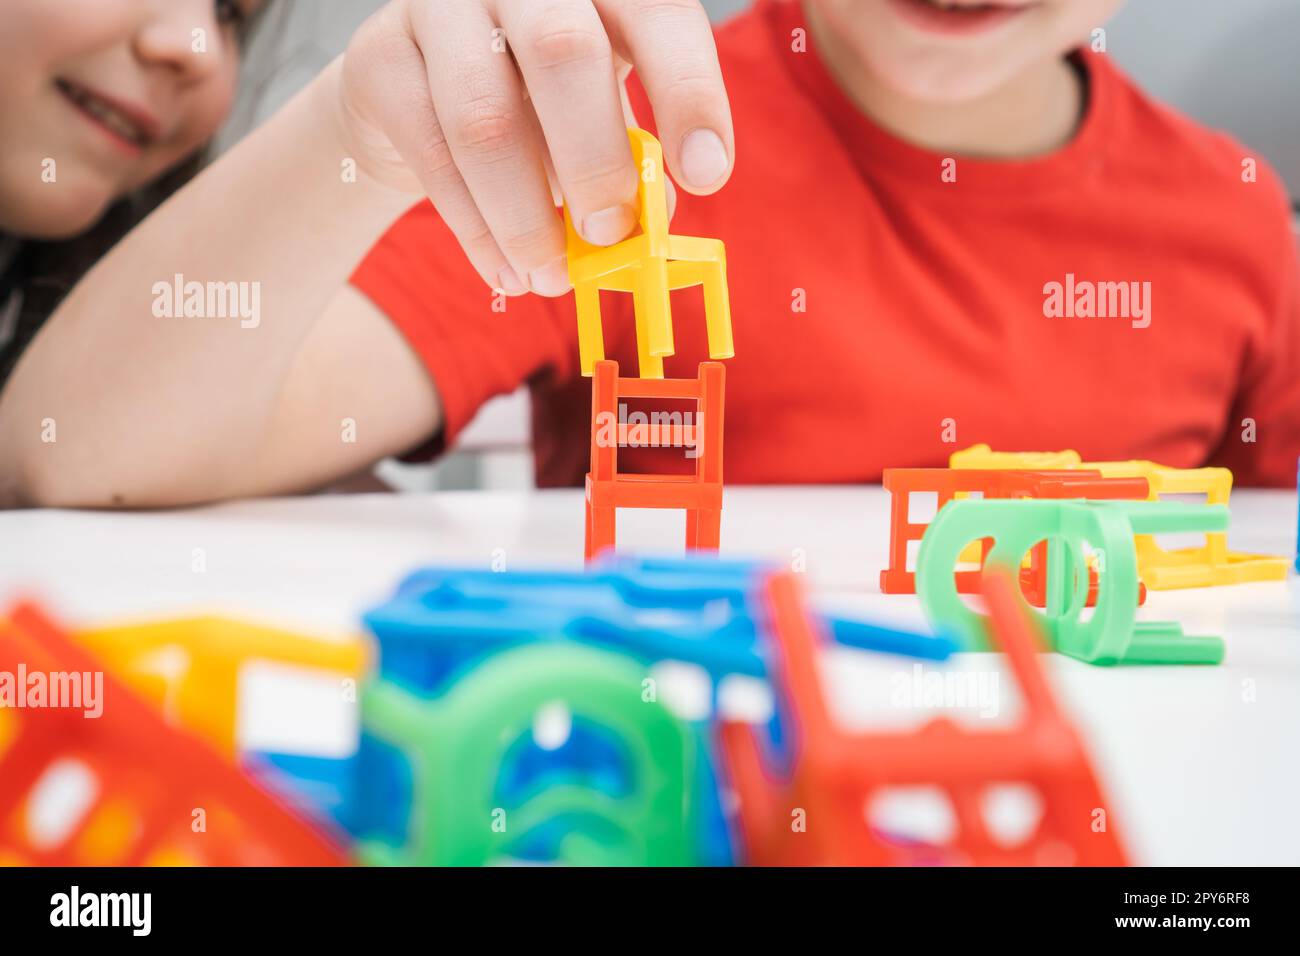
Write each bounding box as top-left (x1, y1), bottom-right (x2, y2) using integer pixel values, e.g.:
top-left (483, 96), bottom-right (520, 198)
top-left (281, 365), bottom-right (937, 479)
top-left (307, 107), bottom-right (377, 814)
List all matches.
top-left (0, 59), bottom-right (416, 508)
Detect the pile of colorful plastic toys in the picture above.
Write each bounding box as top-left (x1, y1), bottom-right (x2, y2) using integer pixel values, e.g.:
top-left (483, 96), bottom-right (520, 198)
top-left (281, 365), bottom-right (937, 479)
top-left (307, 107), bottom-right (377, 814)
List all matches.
top-left (883, 444), bottom-right (1288, 666)
top-left (1, 552), bottom-right (1130, 867)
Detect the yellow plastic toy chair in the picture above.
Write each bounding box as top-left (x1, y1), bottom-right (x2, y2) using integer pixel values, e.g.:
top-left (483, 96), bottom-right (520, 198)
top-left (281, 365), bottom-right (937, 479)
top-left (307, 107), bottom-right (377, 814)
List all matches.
top-left (564, 127), bottom-right (734, 379)
top-left (76, 617), bottom-right (368, 755)
top-left (950, 444), bottom-right (1288, 588)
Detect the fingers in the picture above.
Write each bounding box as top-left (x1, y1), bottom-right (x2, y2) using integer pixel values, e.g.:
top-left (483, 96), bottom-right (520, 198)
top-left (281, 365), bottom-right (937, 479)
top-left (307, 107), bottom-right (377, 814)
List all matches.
top-left (496, 0), bottom-right (640, 247)
top-left (345, 4), bottom-right (526, 295)
top-left (616, 59), bottom-right (678, 222)
top-left (357, 0), bottom-right (723, 301)
top-left (409, 0), bottom-right (572, 295)
top-left (598, 0), bottom-right (734, 195)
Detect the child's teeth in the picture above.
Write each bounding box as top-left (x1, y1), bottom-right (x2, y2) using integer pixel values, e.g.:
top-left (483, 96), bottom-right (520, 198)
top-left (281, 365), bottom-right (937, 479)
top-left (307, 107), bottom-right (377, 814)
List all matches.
top-left (61, 82), bottom-right (146, 145)
top-left (927, 0), bottom-right (989, 9)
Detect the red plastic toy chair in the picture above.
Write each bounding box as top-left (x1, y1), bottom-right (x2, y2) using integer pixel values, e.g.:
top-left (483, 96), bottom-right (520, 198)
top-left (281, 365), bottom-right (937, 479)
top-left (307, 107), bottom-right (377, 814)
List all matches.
top-left (585, 359), bottom-right (725, 560)
top-left (880, 467), bottom-right (1149, 606)
top-left (0, 603), bottom-right (347, 867)
top-left (719, 569), bottom-right (1130, 866)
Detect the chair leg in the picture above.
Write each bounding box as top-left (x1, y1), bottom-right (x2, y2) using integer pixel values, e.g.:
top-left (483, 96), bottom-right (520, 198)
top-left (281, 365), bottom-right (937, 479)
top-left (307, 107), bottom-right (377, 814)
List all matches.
top-left (639, 259), bottom-right (675, 358)
top-left (631, 282), bottom-right (665, 379)
top-left (586, 504), bottom-right (616, 561)
top-left (701, 258), bottom-right (734, 360)
top-left (584, 499), bottom-right (595, 561)
top-left (689, 509), bottom-right (721, 551)
top-left (574, 281), bottom-right (605, 376)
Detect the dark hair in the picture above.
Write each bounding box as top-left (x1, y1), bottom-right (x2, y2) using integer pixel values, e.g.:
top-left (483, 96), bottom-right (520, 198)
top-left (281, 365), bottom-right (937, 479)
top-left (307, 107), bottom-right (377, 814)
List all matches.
top-left (0, 1), bottom-right (284, 388)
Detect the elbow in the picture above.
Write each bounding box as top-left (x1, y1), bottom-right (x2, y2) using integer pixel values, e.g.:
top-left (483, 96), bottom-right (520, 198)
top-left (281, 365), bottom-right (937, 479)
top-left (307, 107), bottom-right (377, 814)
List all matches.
top-left (14, 449), bottom-right (249, 510)
top-left (7, 446), bottom-right (156, 511)
top-left (0, 397), bottom-right (171, 510)
top-left (6, 450), bottom-right (103, 510)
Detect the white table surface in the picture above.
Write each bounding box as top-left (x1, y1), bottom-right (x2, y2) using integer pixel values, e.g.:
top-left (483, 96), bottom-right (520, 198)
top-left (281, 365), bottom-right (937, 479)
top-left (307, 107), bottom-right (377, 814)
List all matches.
top-left (2, 486), bottom-right (1297, 866)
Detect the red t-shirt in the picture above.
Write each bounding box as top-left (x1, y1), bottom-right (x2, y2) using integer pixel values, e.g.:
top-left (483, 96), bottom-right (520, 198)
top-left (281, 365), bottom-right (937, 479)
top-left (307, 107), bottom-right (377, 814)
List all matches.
top-left (351, 0), bottom-right (1300, 488)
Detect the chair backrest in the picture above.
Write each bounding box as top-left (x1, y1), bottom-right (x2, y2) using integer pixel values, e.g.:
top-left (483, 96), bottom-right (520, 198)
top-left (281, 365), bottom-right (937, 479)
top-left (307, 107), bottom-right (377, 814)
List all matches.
top-left (628, 128), bottom-right (671, 253)
top-left (564, 128), bottom-right (672, 265)
top-left (588, 361), bottom-right (723, 483)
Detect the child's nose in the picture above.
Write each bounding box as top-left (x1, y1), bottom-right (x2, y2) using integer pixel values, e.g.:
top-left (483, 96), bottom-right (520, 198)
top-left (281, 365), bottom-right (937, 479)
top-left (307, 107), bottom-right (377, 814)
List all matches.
top-left (132, 3), bottom-right (228, 82)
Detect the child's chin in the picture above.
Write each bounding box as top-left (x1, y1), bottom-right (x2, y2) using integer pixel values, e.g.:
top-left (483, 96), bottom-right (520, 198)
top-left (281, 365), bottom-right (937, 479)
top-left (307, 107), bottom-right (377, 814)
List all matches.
top-left (875, 54), bottom-right (1021, 104)
top-left (2, 183), bottom-right (114, 240)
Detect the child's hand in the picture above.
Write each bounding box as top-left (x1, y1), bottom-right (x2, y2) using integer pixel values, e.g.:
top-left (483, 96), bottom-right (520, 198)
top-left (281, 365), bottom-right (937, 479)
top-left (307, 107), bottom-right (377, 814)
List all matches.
top-left (337, 0), bottom-right (733, 297)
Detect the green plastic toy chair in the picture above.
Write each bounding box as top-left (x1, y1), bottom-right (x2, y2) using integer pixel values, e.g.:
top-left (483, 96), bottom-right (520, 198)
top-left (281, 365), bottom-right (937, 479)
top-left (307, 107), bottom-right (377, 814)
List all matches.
top-left (916, 499), bottom-right (1226, 665)
top-left (357, 642), bottom-right (697, 866)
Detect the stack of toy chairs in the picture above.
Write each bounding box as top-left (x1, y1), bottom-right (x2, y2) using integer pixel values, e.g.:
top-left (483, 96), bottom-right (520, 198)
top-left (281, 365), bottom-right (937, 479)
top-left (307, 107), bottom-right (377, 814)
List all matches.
top-left (566, 128), bottom-right (735, 559)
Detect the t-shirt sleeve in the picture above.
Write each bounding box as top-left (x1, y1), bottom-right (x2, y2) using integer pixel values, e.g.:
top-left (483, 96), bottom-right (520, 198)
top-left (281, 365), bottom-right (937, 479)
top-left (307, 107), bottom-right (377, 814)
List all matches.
top-left (349, 201), bottom-right (579, 456)
top-left (1210, 176), bottom-right (1300, 487)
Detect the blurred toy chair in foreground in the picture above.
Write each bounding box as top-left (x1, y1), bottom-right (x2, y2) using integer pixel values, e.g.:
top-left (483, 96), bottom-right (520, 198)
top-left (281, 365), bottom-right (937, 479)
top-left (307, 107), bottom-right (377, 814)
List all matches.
top-left (0, 604), bottom-right (347, 866)
top-left (720, 570), bottom-right (1129, 866)
top-left (355, 643), bottom-right (697, 867)
top-left (76, 617), bottom-right (366, 756)
top-left (75, 616), bottom-right (367, 824)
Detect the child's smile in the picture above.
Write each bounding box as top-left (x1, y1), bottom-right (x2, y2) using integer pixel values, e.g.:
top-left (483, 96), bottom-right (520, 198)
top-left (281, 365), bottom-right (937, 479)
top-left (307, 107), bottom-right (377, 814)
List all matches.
top-left (54, 77), bottom-right (162, 160)
top-left (886, 0), bottom-right (1039, 38)
top-left (0, 0), bottom-right (256, 238)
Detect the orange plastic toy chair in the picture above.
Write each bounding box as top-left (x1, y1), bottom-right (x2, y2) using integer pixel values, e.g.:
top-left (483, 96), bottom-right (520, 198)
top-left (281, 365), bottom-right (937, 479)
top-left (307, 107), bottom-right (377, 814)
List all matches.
top-left (879, 467), bottom-right (1149, 606)
top-left (564, 128), bottom-right (734, 379)
top-left (0, 604), bottom-right (346, 867)
top-left (719, 570), bottom-right (1129, 866)
top-left (585, 359), bottom-right (725, 560)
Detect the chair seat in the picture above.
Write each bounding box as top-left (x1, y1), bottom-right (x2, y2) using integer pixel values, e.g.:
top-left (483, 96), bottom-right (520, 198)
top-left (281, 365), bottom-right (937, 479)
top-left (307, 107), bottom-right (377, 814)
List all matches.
top-left (586, 473), bottom-right (723, 511)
